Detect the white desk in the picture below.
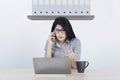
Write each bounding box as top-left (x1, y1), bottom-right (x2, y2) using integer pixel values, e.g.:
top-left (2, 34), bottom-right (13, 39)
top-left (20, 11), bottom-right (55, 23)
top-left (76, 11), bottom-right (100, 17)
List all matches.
top-left (0, 69), bottom-right (120, 80)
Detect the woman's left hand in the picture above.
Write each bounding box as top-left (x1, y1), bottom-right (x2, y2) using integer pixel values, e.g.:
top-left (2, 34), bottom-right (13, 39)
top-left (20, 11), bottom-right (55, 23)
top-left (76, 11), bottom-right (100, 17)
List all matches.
top-left (66, 50), bottom-right (75, 60)
top-left (66, 50), bottom-right (77, 69)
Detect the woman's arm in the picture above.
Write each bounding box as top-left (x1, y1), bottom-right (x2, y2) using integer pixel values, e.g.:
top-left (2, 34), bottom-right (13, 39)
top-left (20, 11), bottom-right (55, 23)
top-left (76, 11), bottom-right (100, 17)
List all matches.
top-left (45, 32), bottom-right (55, 58)
top-left (46, 43), bottom-right (52, 58)
top-left (66, 50), bottom-right (77, 69)
top-left (66, 38), bottom-right (81, 69)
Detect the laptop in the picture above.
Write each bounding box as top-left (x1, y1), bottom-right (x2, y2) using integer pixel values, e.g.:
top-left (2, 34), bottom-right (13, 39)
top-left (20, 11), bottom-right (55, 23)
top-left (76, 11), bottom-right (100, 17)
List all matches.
top-left (33, 57), bottom-right (71, 74)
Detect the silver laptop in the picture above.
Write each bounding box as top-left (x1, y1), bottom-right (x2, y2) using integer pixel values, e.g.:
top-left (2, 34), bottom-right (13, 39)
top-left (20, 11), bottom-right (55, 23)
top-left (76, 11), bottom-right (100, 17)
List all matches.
top-left (33, 57), bottom-right (71, 74)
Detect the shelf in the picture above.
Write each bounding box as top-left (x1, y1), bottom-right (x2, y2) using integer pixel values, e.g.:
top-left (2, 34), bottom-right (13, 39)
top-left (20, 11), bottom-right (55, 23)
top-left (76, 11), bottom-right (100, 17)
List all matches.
top-left (27, 15), bottom-right (95, 20)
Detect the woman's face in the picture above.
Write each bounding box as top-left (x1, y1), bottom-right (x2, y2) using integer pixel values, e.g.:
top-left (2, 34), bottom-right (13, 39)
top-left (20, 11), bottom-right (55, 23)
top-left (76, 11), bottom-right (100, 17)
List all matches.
top-left (54, 24), bottom-right (67, 43)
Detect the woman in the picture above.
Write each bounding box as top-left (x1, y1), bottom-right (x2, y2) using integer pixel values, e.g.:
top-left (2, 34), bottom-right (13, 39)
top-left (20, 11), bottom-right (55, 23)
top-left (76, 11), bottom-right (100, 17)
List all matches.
top-left (44, 17), bottom-right (81, 69)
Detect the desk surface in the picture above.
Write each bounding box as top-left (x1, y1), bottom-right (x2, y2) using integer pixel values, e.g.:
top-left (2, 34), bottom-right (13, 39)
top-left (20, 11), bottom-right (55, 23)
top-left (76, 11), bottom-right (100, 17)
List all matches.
top-left (0, 68), bottom-right (120, 80)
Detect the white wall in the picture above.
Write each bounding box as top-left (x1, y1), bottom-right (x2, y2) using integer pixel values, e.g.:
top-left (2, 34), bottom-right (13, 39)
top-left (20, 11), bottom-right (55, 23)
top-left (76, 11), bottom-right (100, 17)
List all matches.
top-left (0, 0), bottom-right (120, 70)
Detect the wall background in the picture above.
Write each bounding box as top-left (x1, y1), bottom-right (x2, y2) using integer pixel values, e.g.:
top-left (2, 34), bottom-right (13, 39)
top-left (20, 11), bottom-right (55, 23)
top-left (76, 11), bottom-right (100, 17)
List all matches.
top-left (0, 0), bottom-right (120, 70)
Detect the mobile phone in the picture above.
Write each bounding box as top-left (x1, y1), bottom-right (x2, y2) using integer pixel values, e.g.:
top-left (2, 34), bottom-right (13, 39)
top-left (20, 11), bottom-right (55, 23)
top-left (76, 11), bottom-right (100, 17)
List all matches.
top-left (51, 32), bottom-right (56, 42)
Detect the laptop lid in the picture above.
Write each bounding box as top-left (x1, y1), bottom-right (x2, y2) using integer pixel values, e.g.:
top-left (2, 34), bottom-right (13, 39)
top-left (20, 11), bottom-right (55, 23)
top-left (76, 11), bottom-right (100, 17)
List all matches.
top-left (33, 57), bottom-right (71, 74)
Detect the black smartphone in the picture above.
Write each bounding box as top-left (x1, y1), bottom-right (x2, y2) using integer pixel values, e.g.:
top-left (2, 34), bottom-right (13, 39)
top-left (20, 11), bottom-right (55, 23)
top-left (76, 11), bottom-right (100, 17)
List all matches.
top-left (51, 32), bottom-right (56, 42)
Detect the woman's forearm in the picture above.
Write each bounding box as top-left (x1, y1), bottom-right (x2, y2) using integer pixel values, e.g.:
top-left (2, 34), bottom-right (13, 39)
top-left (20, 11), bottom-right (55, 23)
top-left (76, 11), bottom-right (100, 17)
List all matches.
top-left (71, 59), bottom-right (77, 69)
top-left (46, 32), bottom-right (55, 58)
top-left (71, 54), bottom-right (77, 69)
top-left (46, 44), bottom-right (52, 58)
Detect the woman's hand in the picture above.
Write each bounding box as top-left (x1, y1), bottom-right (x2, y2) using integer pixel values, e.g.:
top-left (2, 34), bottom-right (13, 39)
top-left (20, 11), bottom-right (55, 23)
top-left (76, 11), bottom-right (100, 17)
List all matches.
top-left (66, 50), bottom-right (76, 61)
top-left (66, 50), bottom-right (77, 69)
top-left (48, 32), bottom-right (55, 46)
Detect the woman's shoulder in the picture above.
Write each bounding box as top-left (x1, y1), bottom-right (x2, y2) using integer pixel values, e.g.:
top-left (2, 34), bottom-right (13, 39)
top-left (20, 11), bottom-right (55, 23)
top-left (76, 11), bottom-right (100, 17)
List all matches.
top-left (71, 37), bottom-right (80, 41)
top-left (70, 37), bottom-right (81, 43)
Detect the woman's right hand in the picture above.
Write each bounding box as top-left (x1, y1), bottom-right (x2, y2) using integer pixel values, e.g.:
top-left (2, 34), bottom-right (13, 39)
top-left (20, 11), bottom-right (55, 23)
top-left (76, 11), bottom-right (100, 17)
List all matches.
top-left (48, 32), bottom-right (55, 46)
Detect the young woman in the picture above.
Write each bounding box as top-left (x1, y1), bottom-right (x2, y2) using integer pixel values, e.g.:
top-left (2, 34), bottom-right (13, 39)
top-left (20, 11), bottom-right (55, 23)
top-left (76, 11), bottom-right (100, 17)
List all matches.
top-left (44, 17), bottom-right (81, 69)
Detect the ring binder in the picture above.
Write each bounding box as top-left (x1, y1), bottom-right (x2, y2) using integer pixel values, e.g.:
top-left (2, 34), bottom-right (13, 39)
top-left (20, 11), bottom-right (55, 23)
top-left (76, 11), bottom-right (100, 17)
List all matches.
top-left (28, 0), bottom-right (94, 20)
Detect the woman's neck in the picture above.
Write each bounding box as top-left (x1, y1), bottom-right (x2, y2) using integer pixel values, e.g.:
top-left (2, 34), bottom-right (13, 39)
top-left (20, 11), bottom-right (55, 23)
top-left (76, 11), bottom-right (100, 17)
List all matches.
top-left (58, 41), bottom-right (65, 47)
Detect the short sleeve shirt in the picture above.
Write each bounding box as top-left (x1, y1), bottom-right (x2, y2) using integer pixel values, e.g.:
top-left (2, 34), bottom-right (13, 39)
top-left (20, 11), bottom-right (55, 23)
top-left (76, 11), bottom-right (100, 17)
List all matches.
top-left (44, 38), bottom-right (81, 60)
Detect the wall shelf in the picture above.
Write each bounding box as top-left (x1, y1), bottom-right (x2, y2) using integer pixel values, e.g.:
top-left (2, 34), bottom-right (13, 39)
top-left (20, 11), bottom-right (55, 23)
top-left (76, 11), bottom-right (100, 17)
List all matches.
top-left (27, 15), bottom-right (94, 20)
top-left (28, 0), bottom-right (94, 20)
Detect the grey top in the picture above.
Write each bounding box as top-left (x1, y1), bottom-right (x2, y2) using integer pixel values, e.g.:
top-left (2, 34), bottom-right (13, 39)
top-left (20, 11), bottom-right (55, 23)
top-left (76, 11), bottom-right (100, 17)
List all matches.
top-left (44, 38), bottom-right (81, 60)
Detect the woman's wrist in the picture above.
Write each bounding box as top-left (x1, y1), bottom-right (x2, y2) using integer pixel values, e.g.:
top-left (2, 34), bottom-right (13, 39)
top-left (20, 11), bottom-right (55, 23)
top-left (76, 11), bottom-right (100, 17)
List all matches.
top-left (48, 42), bottom-right (53, 48)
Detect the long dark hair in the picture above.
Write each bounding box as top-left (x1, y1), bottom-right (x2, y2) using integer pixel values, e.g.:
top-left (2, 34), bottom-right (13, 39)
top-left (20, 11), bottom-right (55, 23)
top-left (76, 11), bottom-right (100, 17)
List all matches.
top-left (51, 17), bottom-right (76, 41)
